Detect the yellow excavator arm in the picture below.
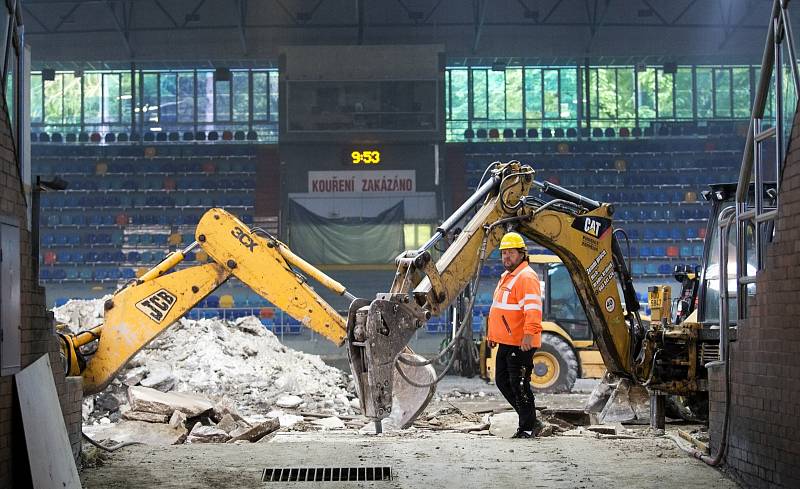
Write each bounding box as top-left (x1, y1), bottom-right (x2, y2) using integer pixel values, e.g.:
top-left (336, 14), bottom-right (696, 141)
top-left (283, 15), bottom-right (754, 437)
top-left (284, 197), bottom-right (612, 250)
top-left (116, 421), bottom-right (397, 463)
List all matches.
top-left (62, 208), bottom-right (351, 395)
top-left (348, 161), bottom-right (696, 425)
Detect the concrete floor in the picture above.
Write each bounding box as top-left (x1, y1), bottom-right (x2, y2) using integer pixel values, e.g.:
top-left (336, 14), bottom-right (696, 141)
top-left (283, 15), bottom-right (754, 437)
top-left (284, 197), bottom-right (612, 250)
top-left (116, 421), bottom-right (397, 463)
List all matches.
top-left (80, 376), bottom-right (738, 488)
top-left (81, 431), bottom-right (737, 488)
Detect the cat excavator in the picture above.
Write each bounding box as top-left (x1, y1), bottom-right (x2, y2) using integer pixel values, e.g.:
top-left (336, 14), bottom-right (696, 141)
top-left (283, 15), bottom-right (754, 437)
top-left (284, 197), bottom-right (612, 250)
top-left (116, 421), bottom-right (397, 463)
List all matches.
top-left (347, 161), bottom-right (719, 431)
top-left (58, 208), bottom-right (436, 428)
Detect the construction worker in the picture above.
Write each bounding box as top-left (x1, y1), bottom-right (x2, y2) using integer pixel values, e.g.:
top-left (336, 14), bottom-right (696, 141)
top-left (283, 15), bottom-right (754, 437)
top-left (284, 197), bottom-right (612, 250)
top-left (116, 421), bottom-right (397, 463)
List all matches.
top-left (487, 232), bottom-right (544, 438)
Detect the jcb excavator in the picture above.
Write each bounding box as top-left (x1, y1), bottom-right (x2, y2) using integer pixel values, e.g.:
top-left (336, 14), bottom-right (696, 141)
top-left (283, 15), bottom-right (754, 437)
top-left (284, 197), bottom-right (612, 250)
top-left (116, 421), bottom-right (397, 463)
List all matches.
top-left (58, 208), bottom-right (435, 428)
top-left (347, 161), bottom-right (718, 430)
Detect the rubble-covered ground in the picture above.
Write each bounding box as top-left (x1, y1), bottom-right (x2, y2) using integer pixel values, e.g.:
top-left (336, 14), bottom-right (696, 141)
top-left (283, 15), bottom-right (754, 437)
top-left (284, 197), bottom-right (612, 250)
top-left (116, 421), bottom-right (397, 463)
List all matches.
top-left (56, 298), bottom-right (359, 446)
top-left (62, 299), bottom-right (735, 488)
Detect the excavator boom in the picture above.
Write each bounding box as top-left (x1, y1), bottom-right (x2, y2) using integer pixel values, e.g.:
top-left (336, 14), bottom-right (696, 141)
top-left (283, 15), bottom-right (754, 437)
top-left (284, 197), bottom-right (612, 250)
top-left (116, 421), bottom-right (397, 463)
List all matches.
top-left (68, 208), bottom-right (348, 394)
top-left (348, 161), bottom-right (660, 425)
top-left (64, 208), bottom-right (434, 427)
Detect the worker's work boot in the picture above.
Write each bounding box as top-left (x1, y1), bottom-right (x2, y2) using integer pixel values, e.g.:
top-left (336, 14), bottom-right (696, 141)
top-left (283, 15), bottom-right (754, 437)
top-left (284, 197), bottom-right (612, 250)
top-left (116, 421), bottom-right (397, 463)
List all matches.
top-left (511, 429), bottom-right (533, 439)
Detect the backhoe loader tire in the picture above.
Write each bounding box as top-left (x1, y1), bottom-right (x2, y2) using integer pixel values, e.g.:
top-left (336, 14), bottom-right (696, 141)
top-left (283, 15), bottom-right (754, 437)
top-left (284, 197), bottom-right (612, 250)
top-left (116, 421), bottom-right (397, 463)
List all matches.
top-left (529, 333), bottom-right (578, 393)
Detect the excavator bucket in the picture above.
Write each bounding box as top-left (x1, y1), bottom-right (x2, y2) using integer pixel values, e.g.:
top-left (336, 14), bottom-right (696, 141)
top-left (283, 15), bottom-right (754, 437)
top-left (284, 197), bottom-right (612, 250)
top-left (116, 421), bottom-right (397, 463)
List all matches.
top-left (584, 372), bottom-right (651, 424)
top-left (385, 351), bottom-right (436, 429)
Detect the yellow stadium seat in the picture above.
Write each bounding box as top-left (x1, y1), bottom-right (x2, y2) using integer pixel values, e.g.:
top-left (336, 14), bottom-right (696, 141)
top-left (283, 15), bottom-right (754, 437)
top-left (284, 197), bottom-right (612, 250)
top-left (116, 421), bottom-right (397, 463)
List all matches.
top-left (684, 191), bottom-right (697, 203)
top-left (95, 162), bottom-right (108, 175)
top-left (219, 294), bottom-right (235, 308)
top-left (168, 233), bottom-right (182, 246)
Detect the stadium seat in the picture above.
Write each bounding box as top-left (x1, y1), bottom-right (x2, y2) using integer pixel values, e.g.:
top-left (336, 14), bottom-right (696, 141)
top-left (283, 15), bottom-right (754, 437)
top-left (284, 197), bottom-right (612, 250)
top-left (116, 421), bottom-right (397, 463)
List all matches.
top-left (246, 130), bottom-right (258, 141)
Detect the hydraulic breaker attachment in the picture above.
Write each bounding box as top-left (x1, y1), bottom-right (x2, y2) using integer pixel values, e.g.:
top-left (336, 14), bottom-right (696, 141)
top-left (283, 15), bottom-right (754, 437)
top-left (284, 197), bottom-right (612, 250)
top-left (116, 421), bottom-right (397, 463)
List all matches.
top-left (346, 296), bottom-right (435, 431)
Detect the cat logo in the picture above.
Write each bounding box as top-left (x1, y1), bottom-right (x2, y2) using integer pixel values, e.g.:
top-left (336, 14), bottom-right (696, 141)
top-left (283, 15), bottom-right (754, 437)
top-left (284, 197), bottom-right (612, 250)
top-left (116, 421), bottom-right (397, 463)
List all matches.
top-left (136, 289), bottom-right (178, 323)
top-left (572, 216), bottom-right (612, 240)
top-left (584, 218), bottom-right (602, 237)
top-left (605, 297), bottom-right (615, 312)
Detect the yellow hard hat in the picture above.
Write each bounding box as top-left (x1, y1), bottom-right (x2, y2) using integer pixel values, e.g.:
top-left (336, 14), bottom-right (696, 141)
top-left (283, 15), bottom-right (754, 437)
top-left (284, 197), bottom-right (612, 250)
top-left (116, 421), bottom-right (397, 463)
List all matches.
top-left (499, 232), bottom-right (526, 250)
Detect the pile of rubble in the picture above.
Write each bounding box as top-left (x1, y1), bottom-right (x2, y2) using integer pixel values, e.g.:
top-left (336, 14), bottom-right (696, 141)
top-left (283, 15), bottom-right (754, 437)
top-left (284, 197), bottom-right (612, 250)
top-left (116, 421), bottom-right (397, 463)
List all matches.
top-left (54, 298), bottom-right (360, 439)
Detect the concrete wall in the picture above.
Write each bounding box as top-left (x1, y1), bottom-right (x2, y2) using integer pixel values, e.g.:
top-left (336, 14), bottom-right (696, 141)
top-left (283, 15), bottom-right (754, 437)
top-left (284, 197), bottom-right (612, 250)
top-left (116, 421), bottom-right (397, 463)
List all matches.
top-left (709, 108), bottom-right (800, 487)
top-left (0, 91), bottom-right (82, 486)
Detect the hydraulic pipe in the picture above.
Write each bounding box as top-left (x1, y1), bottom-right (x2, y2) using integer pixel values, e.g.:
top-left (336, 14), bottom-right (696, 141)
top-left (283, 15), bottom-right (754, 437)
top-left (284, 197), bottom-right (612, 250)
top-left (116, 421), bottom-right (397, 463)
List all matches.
top-left (274, 241), bottom-right (355, 300)
top-left (539, 181), bottom-right (601, 210)
top-left (419, 174), bottom-right (501, 252)
top-left (138, 241), bottom-right (199, 283)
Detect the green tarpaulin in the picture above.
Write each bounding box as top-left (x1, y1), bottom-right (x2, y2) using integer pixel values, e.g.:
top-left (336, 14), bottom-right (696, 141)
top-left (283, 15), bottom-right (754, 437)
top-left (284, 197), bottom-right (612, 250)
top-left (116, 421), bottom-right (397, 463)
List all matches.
top-left (288, 201), bottom-right (405, 265)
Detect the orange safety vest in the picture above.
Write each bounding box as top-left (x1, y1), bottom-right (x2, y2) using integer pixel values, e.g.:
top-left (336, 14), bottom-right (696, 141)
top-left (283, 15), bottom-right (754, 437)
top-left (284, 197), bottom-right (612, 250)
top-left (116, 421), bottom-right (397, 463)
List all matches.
top-left (487, 261), bottom-right (543, 348)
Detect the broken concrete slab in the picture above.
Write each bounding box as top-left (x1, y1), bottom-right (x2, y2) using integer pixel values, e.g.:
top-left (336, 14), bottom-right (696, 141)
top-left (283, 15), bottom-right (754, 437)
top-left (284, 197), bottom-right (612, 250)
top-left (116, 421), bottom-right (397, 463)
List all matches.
top-left (275, 395), bottom-right (303, 409)
top-left (186, 424), bottom-right (231, 444)
top-left (121, 411), bottom-right (170, 424)
top-left (122, 366), bottom-right (148, 387)
top-left (216, 414), bottom-right (250, 434)
top-left (586, 425), bottom-right (618, 435)
top-left (212, 400), bottom-right (247, 424)
top-left (267, 410), bottom-right (304, 428)
top-left (168, 410), bottom-right (188, 429)
top-left (488, 411), bottom-right (518, 438)
top-left (229, 418), bottom-right (280, 443)
top-left (310, 417), bottom-right (345, 430)
top-left (139, 368), bottom-right (177, 392)
top-left (83, 420), bottom-right (187, 446)
top-left (128, 386), bottom-right (214, 417)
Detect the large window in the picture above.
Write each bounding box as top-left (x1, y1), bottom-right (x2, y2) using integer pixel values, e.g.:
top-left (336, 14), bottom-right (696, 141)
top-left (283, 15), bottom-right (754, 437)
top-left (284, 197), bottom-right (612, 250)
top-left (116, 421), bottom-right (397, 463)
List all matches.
top-left (446, 63), bottom-right (761, 141)
top-left (31, 68), bottom-right (279, 140)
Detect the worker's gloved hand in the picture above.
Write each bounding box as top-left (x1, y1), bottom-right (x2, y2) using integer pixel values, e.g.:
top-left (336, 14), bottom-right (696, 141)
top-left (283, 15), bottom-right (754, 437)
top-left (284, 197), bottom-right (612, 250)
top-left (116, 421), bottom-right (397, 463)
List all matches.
top-left (520, 334), bottom-right (534, 352)
top-left (487, 340), bottom-right (497, 349)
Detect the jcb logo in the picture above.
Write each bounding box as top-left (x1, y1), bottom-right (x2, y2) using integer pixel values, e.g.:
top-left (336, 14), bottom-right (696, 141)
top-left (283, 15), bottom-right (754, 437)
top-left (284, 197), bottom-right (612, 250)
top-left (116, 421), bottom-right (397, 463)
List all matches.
top-left (584, 218), bottom-right (601, 237)
top-left (136, 289), bottom-right (177, 323)
top-left (231, 226), bottom-right (257, 252)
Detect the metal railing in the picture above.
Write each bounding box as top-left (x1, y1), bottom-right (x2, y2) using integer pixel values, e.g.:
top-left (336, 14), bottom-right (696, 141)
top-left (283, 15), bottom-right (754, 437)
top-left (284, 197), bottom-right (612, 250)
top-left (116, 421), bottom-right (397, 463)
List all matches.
top-left (728, 0), bottom-right (800, 323)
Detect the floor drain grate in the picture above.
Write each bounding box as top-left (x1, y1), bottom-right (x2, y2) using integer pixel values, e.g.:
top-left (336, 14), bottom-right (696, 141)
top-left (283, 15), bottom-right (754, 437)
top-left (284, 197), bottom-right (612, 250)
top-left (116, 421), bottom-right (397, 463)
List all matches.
top-left (261, 466), bottom-right (392, 482)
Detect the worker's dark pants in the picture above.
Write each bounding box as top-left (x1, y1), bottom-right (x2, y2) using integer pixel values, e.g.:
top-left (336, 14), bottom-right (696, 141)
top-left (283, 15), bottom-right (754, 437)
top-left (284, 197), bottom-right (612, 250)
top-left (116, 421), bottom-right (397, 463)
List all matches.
top-left (495, 343), bottom-right (537, 431)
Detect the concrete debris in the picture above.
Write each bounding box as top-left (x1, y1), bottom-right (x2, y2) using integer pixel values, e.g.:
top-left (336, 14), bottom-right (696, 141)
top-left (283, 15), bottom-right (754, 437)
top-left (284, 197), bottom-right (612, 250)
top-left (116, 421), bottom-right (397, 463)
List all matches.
top-left (185, 423), bottom-right (231, 444)
top-left (414, 407), bottom-right (487, 432)
top-left (216, 414), bottom-right (249, 434)
top-left (84, 420), bottom-right (187, 446)
top-left (168, 410), bottom-right (188, 429)
top-left (275, 395), bottom-right (304, 409)
top-left (138, 364), bottom-right (178, 392)
top-left (229, 418), bottom-right (280, 443)
top-left (54, 297), bottom-right (356, 424)
top-left (122, 366), bottom-right (148, 387)
top-left (266, 410), bottom-right (304, 428)
top-left (121, 411), bottom-right (171, 424)
top-left (310, 417), bottom-right (346, 430)
top-left (586, 425), bottom-right (618, 435)
top-left (128, 386), bottom-right (215, 417)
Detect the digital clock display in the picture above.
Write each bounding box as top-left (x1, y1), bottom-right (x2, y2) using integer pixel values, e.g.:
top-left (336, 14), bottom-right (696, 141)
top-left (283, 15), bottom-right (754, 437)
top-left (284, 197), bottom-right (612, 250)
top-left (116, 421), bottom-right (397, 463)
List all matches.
top-left (349, 149), bottom-right (381, 165)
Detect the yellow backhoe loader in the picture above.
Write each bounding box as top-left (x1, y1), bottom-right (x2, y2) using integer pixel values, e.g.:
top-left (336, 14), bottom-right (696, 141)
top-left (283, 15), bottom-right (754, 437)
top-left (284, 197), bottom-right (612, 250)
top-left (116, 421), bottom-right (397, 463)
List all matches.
top-left (58, 208), bottom-right (435, 428)
top-left (347, 161), bottom-right (719, 431)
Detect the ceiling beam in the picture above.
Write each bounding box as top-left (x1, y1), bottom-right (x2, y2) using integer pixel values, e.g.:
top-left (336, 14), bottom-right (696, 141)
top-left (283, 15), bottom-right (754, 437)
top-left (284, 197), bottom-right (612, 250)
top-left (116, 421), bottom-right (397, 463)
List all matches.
top-left (21, 5), bottom-right (52, 33)
top-left (53, 3), bottom-right (81, 32)
top-left (105, 0), bottom-right (133, 57)
top-left (472, 0), bottom-right (488, 54)
top-left (237, 0), bottom-right (247, 55)
top-left (153, 0), bottom-right (179, 28)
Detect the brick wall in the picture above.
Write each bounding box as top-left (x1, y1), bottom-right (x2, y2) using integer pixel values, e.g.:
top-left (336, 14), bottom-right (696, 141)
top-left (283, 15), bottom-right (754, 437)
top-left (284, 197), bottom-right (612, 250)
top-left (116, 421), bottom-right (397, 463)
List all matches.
top-left (708, 107), bottom-right (800, 487)
top-left (0, 92), bottom-right (82, 486)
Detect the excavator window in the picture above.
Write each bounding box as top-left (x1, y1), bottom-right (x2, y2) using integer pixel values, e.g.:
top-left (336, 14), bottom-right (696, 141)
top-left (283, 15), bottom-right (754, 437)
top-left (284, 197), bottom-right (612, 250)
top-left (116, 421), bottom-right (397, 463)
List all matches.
top-left (701, 204), bottom-right (757, 324)
top-left (546, 263), bottom-right (591, 340)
